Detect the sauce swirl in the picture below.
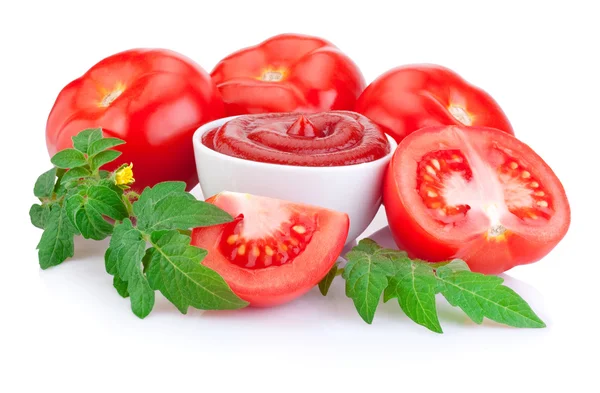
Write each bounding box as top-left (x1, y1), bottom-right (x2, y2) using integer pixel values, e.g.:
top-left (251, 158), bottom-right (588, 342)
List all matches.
top-left (202, 111), bottom-right (390, 166)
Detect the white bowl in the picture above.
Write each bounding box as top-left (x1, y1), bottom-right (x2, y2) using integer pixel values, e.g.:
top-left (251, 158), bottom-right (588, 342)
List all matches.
top-left (192, 115), bottom-right (397, 245)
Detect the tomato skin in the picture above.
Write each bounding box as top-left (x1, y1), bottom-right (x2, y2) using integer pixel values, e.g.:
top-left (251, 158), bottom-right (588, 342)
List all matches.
top-left (191, 192), bottom-right (349, 307)
top-left (384, 126), bottom-right (570, 274)
top-left (356, 64), bottom-right (514, 143)
top-left (46, 49), bottom-right (225, 191)
top-left (211, 34), bottom-right (366, 116)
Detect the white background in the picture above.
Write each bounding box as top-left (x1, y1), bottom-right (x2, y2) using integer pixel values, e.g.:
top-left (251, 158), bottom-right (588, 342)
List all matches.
top-left (1, 0), bottom-right (598, 392)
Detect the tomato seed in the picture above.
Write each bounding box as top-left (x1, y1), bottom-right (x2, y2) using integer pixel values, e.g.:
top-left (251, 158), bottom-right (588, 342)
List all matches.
top-left (265, 246), bottom-right (274, 256)
top-left (292, 225), bottom-right (306, 234)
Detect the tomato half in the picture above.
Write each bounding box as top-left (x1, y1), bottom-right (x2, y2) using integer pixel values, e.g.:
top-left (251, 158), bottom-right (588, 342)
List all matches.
top-left (211, 33), bottom-right (365, 116)
top-left (356, 64), bottom-right (514, 143)
top-left (191, 192), bottom-right (349, 306)
top-left (384, 126), bottom-right (570, 274)
top-left (46, 49), bottom-right (225, 191)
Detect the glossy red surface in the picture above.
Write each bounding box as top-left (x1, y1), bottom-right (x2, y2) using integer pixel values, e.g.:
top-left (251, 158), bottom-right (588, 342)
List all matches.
top-left (46, 48), bottom-right (225, 191)
top-left (201, 111), bottom-right (390, 166)
top-left (356, 64), bottom-right (514, 143)
top-left (211, 34), bottom-right (365, 115)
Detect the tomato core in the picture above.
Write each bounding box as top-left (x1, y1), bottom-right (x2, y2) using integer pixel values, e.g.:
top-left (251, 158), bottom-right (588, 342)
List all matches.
top-left (98, 82), bottom-right (126, 108)
top-left (259, 69), bottom-right (286, 82)
top-left (415, 140), bottom-right (553, 239)
top-left (448, 105), bottom-right (473, 126)
top-left (217, 197), bottom-right (317, 269)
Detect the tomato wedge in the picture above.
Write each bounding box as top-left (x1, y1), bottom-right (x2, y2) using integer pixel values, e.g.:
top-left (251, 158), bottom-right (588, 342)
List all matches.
top-left (191, 192), bottom-right (349, 306)
top-left (384, 126), bottom-right (570, 274)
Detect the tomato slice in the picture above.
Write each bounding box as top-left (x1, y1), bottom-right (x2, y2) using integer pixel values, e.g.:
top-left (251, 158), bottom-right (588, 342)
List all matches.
top-left (191, 192), bottom-right (349, 306)
top-left (384, 126), bottom-right (570, 274)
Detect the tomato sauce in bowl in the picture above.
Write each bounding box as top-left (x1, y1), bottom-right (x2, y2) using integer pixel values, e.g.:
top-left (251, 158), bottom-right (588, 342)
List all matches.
top-left (201, 111), bottom-right (390, 166)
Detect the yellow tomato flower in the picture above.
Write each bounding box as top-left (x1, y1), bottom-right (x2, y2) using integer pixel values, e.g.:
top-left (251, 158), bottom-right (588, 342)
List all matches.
top-left (115, 163), bottom-right (134, 186)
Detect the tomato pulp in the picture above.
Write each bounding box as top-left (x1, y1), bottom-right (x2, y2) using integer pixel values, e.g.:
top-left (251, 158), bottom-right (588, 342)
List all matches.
top-left (356, 64), bottom-right (514, 143)
top-left (384, 126), bottom-right (570, 274)
top-left (191, 192), bottom-right (349, 306)
top-left (211, 34), bottom-right (365, 116)
top-left (202, 111), bottom-right (390, 166)
top-left (46, 49), bottom-right (225, 191)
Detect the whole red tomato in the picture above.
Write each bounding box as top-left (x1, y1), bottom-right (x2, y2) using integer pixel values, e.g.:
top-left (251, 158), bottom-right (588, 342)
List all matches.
top-left (211, 34), bottom-right (365, 115)
top-left (356, 64), bottom-right (514, 143)
top-left (46, 49), bottom-right (225, 191)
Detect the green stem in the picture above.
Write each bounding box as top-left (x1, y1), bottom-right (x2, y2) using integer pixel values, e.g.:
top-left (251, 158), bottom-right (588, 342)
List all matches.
top-left (127, 191), bottom-right (140, 200)
top-left (335, 268), bottom-right (344, 277)
top-left (122, 190), bottom-right (140, 218)
top-left (123, 195), bottom-right (134, 217)
top-left (178, 229), bottom-right (192, 236)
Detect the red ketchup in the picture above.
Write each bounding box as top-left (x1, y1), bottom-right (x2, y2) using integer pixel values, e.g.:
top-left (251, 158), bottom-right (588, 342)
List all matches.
top-left (202, 111), bottom-right (390, 166)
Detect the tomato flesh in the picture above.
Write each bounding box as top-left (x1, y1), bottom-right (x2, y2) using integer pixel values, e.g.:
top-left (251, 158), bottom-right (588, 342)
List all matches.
top-left (191, 192), bottom-right (349, 306)
top-left (384, 126), bottom-right (570, 274)
top-left (220, 211), bottom-right (317, 269)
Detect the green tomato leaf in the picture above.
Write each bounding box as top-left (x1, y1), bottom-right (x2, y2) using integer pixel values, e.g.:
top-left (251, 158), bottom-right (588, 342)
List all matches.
top-left (342, 239), bottom-right (399, 324)
top-left (437, 261), bottom-right (546, 328)
top-left (318, 263), bottom-right (338, 296)
top-left (72, 128), bottom-right (103, 153)
top-left (350, 238), bottom-right (383, 254)
top-left (65, 194), bottom-right (113, 240)
top-left (113, 275), bottom-right (130, 298)
top-left (105, 219), bottom-right (154, 318)
top-left (89, 150), bottom-right (122, 171)
top-left (61, 167), bottom-right (92, 184)
top-left (133, 182), bottom-right (188, 225)
top-left (145, 230), bottom-right (248, 313)
top-left (86, 185), bottom-right (128, 220)
top-left (36, 204), bottom-right (77, 269)
top-left (97, 178), bottom-right (124, 196)
top-left (65, 185), bottom-right (128, 240)
top-left (106, 219), bottom-right (146, 278)
top-left (51, 149), bottom-right (87, 169)
top-left (34, 168), bottom-right (57, 198)
top-left (383, 258), bottom-right (442, 333)
top-left (128, 267), bottom-right (155, 318)
top-left (438, 259), bottom-right (471, 273)
top-left (145, 195), bottom-right (232, 232)
top-left (133, 183), bottom-right (232, 232)
top-left (53, 168), bottom-right (67, 192)
top-left (30, 203), bottom-right (51, 229)
top-left (87, 137), bottom-right (125, 156)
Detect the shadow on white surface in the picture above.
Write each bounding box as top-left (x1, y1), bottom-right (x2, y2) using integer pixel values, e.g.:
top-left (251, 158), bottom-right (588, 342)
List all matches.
top-left (36, 224), bottom-right (546, 335)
